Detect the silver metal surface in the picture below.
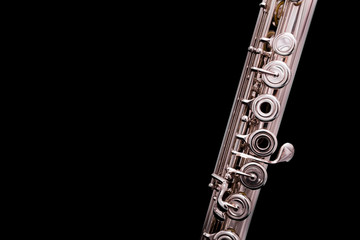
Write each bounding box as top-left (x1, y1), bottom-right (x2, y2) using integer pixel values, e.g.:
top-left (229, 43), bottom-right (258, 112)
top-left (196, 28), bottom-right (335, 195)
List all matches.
top-left (231, 142), bottom-right (295, 165)
top-left (239, 162), bottom-right (268, 190)
top-left (262, 60), bottom-right (291, 88)
top-left (201, 1), bottom-right (317, 239)
top-left (204, 230), bottom-right (240, 240)
top-left (251, 94), bottom-right (280, 122)
top-left (236, 129), bottom-right (278, 157)
top-left (226, 194), bottom-right (251, 220)
top-left (273, 32), bottom-right (297, 56)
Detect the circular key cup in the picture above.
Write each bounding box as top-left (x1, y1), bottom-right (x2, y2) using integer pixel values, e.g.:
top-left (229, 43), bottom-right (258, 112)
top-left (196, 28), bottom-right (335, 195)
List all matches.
top-left (252, 94), bottom-right (280, 122)
top-left (226, 194), bottom-right (251, 221)
top-left (213, 231), bottom-right (240, 240)
top-left (262, 61), bottom-right (291, 89)
top-left (273, 33), bottom-right (296, 56)
top-left (248, 129), bottom-right (278, 157)
top-left (240, 162), bottom-right (268, 190)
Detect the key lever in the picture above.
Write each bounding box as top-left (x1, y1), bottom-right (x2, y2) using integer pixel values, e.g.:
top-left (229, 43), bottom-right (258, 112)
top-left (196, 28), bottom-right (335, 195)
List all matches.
top-left (232, 143), bottom-right (294, 164)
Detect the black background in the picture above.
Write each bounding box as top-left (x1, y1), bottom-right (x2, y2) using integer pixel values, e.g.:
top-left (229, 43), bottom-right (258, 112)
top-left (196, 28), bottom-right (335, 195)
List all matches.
top-left (114, 1), bottom-right (358, 239)
top-left (12, 1), bottom-right (359, 239)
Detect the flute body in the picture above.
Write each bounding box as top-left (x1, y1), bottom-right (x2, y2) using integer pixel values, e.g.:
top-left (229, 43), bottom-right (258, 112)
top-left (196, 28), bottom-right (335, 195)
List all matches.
top-left (201, 1), bottom-right (317, 239)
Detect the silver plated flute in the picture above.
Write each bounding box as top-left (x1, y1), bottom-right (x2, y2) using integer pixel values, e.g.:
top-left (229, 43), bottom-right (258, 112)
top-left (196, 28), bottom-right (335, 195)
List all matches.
top-left (201, 1), bottom-right (317, 239)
